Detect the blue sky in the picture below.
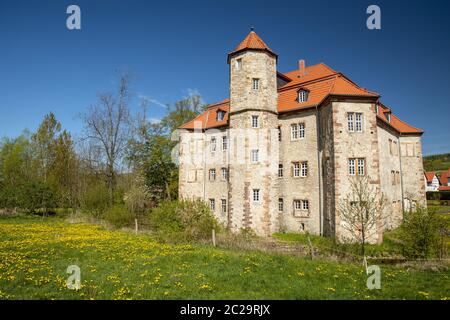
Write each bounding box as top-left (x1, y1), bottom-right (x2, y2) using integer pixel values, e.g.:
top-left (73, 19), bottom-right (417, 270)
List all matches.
top-left (0, 0), bottom-right (449, 155)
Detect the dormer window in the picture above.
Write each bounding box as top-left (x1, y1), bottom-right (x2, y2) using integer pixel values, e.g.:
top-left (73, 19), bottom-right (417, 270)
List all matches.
top-left (386, 113), bottom-right (391, 123)
top-left (298, 90), bottom-right (309, 103)
top-left (217, 110), bottom-right (225, 121)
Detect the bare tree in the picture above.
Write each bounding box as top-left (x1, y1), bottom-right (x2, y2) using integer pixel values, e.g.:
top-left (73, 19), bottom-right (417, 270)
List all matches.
top-left (338, 175), bottom-right (388, 256)
top-left (81, 74), bottom-right (132, 205)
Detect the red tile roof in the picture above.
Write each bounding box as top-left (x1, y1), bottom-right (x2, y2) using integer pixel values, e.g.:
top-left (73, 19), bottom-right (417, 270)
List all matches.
top-left (440, 171), bottom-right (450, 186)
top-left (438, 186), bottom-right (450, 191)
top-left (424, 172), bottom-right (437, 183)
top-left (180, 35), bottom-right (422, 134)
top-left (228, 31), bottom-right (277, 58)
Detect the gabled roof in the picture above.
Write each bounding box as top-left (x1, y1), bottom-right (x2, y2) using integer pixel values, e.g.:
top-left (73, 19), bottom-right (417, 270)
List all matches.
top-left (179, 99), bottom-right (229, 130)
top-left (424, 172), bottom-right (438, 183)
top-left (228, 31), bottom-right (277, 59)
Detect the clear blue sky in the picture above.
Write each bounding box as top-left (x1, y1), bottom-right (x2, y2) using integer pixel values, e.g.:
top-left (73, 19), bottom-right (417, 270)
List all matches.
top-left (1, 0), bottom-right (449, 155)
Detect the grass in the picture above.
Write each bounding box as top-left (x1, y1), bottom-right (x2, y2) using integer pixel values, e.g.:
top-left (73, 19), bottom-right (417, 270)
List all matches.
top-left (428, 200), bottom-right (450, 214)
top-left (0, 215), bottom-right (449, 300)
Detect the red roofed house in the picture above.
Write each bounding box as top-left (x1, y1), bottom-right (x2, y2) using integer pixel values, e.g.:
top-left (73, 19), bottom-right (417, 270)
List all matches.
top-left (178, 30), bottom-right (426, 242)
top-left (424, 172), bottom-right (440, 192)
top-left (439, 169), bottom-right (450, 191)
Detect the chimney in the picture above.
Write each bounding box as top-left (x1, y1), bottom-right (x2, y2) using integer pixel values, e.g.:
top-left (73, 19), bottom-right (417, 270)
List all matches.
top-left (298, 59), bottom-right (306, 77)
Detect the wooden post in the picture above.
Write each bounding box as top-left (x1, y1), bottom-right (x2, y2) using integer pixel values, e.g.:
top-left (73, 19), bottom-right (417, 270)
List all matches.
top-left (134, 218), bottom-right (138, 235)
top-left (212, 229), bottom-right (216, 247)
top-left (307, 236), bottom-right (315, 259)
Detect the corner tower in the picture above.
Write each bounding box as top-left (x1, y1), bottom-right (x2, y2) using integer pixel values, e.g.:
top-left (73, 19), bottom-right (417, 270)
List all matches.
top-left (227, 30), bottom-right (279, 236)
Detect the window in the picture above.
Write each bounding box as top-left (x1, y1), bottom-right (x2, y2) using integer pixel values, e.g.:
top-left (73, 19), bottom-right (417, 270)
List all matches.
top-left (221, 168), bottom-right (228, 181)
top-left (294, 199), bottom-right (302, 210)
top-left (347, 113), bottom-right (354, 132)
top-left (251, 115), bottom-right (259, 128)
top-left (217, 110), bottom-right (225, 121)
top-left (291, 124), bottom-right (298, 140)
top-left (210, 137), bottom-right (216, 152)
top-left (298, 90), bottom-right (309, 103)
top-left (278, 126), bottom-right (282, 141)
top-left (357, 159), bottom-right (365, 176)
top-left (291, 123), bottom-right (305, 140)
top-left (278, 164), bottom-right (283, 178)
top-left (391, 170), bottom-right (395, 185)
top-left (349, 158), bottom-right (365, 176)
top-left (348, 112), bottom-right (363, 132)
top-left (209, 169), bottom-right (216, 181)
top-left (221, 199), bottom-right (227, 214)
top-left (252, 189), bottom-right (260, 202)
top-left (348, 159), bottom-right (356, 175)
top-left (252, 78), bottom-right (259, 90)
top-left (251, 149), bottom-right (259, 163)
top-left (375, 105), bottom-right (379, 114)
top-left (389, 139), bottom-right (393, 155)
top-left (222, 136), bottom-right (228, 151)
top-left (301, 162), bottom-right (308, 177)
top-left (299, 123), bottom-right (305, 138)
top-left (293, 162), bottom-right (300, 177)
top-left (278, 198), bottom-right (284, 212)
top-left (396, 171), bottom-right (400, 185)
top-left (302, 200), bottom-right (309, 210)
top-left (386, 113), bottom-right (391, 123)
top-left (235, 58), bottom-right (242, 70)
top-left (209, 199), bottom-right (215, 211)
top-left (393, 141), bottom-right (398, 156)
top-left (355, 113), bottom-right (363, 132)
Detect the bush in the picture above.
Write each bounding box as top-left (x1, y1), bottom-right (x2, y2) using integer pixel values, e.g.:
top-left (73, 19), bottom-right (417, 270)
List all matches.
top-left (398, 206), bottom-right (448, 259)
top-left (20, 180), bottom-right (58, 214)
top-left (81, 183), bottom-right (109, 217)
top-left (103, 205), bottom-right (134, 228)
top-left (149, 199), bottom-right (219, 243)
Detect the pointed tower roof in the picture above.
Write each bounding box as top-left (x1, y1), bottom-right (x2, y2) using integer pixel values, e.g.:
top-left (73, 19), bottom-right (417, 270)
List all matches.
top-left (228, 29), bottom-right (277, 62)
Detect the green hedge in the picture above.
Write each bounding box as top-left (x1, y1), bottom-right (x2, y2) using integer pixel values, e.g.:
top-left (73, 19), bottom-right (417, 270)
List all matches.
top-left (426, 191), bottom-right (450, 201)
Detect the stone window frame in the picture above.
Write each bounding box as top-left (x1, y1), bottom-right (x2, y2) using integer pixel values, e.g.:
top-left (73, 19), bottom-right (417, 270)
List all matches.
top-left (210, 136), bottom-right (217, 153)
top-left (301, 161), bottom-right (308, 177)
top-left (278, 198), bottom-right (284, 212)
top-left (209, 198), bottom-right (215, 212)
top-left (291, 123), bottom-right (305, 140)
top-left (347, 112), bottom-right (363, 133)
top-left (222, 136), bottom-right (228, 151)
top-left (221, 167), bottom-right (228, 181)
top-left (251, 149), bottom-right (259, 163)
top-left (221, 199), bottom-right (227, 214)
top-left (209, 168), bottom-right (216, 181)
top-left (348, 158), bottom-right (365, 176)
top-left (251, 115), bottom-right (259, 128)
top-left (252, 189), bottom-right (261, 203)
top-left (235, 58), bottom-right (242, 70)
top-left (252, 78), bottom-right (260, 91)
top-left (278, 163), bottom-right (283, 178)
top-left (293, 199), bottom-right (310, 216)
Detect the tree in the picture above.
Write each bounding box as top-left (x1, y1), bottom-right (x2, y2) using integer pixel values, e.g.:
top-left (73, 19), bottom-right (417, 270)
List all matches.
top-left (338, 175), bottom-right (387, 256)
top-left (81, 74), bottom-right (132, 205)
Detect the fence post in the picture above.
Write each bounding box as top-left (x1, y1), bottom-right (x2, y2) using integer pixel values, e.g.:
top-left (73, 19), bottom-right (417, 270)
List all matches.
top-left (134, 218), bottom-right (138, 235)
top-left (307, 236), bottom-right (315, 259)
top-left (212, 229), bottom-right (216, 247)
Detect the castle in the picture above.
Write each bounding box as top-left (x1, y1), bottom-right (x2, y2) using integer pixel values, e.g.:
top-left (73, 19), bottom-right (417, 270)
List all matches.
top-left (178, 30), bottom-right (426, 242)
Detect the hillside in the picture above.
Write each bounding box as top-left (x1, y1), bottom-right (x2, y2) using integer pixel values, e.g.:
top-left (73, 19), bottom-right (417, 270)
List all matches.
top-left (423, 153), bottom-right (450, 173)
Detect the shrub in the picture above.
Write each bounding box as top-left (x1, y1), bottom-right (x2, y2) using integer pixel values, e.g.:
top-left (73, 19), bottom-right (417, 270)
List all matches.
top-left (103, 205), bottom-right (134, 228)
top-left (149, 199), bottom-right (219, 243)
top-left (398, 206), bottom-right (448, 259)
top-left (20, 180), bottom-right (58, 214)
top-left (81, 183), bottom-right (109, 217)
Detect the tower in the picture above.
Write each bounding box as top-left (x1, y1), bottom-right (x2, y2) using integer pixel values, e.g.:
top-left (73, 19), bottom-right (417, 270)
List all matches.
top-left (227, 30), bottom-right (279, 235)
